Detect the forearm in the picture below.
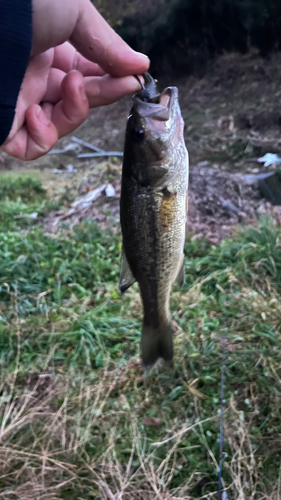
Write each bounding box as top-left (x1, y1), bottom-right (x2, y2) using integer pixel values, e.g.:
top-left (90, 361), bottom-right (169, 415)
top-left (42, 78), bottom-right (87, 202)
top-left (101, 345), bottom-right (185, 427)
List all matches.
top-left (0, 0), bottom-right (32, 145)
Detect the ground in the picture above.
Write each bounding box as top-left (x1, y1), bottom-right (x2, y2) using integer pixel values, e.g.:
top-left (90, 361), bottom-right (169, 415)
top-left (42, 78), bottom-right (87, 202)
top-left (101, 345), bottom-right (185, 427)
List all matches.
top-left (2, 51), bottom-right (281, 240)
top-left (0, 52), bottom-right (281, 499)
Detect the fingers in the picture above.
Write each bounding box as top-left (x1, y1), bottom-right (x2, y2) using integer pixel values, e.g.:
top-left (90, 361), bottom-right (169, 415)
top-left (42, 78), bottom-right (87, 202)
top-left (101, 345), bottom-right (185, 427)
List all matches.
top-left (2, 70), bottom-right (89, 161)
top-left (25, 105), bottom-right (59, 159)
top-left (5, 49), bottom-right (55, 143)
top-left (27, 70), bottom-right (89, 157)
top-left (53, 43), bottom-right (106, 76)
top-left (43, 67), bottom-right (65, 103)
top-left (42, 43), bottom-right (107, 105)
top-left (70, 0), bottom-right (149, 77)
top-left (48, 70), bottom-right (89, 139)
top-left (49, 45), bottom-right (145, 106)
top-left (85, 74), bottom-right (144, 108)
top-left (2, 105), bottom-right (58, 161)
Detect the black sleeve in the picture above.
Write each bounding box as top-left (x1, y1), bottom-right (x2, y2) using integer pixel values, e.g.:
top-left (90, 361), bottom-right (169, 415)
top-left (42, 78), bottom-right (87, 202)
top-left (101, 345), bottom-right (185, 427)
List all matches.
top-left (0, 0), bottom-right (32, 145)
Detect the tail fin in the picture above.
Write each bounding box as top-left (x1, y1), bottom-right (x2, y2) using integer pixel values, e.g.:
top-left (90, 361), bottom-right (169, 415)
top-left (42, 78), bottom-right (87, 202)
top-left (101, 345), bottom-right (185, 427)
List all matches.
top-left (141, 321), bottom-right (173, 366)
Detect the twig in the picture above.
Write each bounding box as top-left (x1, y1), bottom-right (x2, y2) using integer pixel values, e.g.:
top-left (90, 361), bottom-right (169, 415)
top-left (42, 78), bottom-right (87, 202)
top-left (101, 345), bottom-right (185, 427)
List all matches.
top-left (71, 184), bottom-right (107, 209)
top-left (219, 196), bottom-right (239, 213)
top-left (218, 313), bottom-right (228, 500)
top-left (151, 415), bottom-right (218, 447)
top-left (47, 143), bottom-right (81, 155)
top-left (77, 152), bottom-right (123, 158)
top-left (71, 136), bottom-right (105, 153)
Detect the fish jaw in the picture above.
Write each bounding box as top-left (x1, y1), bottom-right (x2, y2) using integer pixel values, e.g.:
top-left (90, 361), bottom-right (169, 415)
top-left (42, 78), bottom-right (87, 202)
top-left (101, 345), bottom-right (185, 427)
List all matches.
top-left (123, 87), bottom-right (185, 189)
top-left (131, 86), bottom-right (180, 138)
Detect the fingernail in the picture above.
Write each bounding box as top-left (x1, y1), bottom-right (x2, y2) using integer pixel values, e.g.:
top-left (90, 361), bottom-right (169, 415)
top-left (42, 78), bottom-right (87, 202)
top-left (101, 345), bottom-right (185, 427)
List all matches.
top-left (134, 74), bottom-right (145, 89)
top-left (79, 83), bottom-right (87, 101)
top-left (137, 52), bottom-right (150, 63)
top-left (36, 107), bottom-right (50, 126)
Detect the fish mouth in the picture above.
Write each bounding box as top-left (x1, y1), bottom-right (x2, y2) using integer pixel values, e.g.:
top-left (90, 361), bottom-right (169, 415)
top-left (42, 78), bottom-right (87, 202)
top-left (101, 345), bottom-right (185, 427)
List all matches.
top-left (132, 87), bottom-right (177, 122)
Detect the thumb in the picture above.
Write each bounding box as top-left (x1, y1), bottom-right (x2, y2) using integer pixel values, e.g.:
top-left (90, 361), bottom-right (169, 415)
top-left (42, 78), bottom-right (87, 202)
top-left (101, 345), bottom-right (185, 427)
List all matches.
top-left (70, 0), bottom-right (149, 77)
top-left (31, 0), bottom-right (149, 78)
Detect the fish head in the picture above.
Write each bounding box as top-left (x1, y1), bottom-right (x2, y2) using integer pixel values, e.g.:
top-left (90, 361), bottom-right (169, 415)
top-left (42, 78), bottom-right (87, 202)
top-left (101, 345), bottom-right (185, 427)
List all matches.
top-left (124, 86), bottom-right (185, 187)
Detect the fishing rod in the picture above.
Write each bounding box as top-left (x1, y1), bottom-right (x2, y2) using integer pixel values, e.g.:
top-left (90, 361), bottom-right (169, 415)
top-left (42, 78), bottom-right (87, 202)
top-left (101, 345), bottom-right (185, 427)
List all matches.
top-left (218, 303), bottom-right (228, 500)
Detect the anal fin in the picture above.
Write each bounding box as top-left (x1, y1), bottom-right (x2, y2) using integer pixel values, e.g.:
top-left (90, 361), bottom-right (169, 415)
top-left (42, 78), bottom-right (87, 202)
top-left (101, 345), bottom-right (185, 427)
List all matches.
top-left (119, 247), bottom-right (136, 295)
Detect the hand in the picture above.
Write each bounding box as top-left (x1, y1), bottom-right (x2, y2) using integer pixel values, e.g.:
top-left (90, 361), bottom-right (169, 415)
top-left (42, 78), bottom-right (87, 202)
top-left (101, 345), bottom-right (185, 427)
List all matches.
top-left (1, 0), bottom-right (149, 161)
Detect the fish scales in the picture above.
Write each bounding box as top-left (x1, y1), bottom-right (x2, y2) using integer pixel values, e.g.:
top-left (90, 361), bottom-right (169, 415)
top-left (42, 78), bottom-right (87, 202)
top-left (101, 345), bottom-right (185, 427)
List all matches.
top-left (120, 73), bottom-right (189, 366)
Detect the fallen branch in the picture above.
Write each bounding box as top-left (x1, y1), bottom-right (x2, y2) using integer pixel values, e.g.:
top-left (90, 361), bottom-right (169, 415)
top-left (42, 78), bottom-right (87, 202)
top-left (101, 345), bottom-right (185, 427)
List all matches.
top-left (71, 184), bottom-right (107, 209)
top-left (52, 184), bottom-right (107, 225)
top-left (242, 172), bottom-right (275, 185)
top-left (47, 143), bottom-right (81, 155)
top-left (14, 212), bottom-right (38, 220)
top-left (77, 152), bottom-right (123, 158)
top-left (219, 196), bottom-right (239, 213)
top-left (71, 136), bottom-right (105, 153)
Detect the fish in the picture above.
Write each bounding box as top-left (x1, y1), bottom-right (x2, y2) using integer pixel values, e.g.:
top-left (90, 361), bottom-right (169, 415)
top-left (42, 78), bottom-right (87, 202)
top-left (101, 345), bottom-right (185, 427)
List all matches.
top-left (119, 72), bottom-right (189, 366)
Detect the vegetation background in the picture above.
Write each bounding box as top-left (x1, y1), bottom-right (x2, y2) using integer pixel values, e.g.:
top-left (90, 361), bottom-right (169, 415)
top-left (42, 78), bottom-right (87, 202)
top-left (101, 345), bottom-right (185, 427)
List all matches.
top-left (95, 0), bottom-right (281, 75)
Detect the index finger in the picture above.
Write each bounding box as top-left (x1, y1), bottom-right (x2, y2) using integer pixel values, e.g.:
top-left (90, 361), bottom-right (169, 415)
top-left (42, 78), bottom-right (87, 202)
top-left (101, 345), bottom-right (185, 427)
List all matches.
top-left (53, 42), bottom-right (106, 76)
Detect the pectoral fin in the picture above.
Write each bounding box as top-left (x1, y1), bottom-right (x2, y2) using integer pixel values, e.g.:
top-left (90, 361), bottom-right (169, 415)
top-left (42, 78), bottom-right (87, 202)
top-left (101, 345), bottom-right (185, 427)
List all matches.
top-left (134, 164), bottom-right (169, 188)
top-left (119, 248), bottom-right (136, 295)
top-left (175, 257), bottom-right (185, 287)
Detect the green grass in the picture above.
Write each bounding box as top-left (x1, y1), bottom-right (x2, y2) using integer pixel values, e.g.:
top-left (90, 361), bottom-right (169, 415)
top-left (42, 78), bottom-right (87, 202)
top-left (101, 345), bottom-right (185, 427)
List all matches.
top-left (0, 174), bottom-right (280, 499)
top-left (0, 174), bottom-right (46, 201)
top-left (0, 173), bottom-right (62, 232)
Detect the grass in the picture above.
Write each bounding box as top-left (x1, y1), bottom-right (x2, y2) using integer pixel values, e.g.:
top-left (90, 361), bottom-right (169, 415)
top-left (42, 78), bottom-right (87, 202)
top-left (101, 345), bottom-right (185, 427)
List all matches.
top-left (0, 173), bottom-right (280, 499)
top-left (0, 174), bottom-right (61, 233)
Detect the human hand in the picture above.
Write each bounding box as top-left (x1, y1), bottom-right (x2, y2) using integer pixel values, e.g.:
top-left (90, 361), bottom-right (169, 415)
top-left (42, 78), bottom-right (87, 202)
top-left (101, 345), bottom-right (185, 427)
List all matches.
top-left (1, 0), bottom-right (149, 161)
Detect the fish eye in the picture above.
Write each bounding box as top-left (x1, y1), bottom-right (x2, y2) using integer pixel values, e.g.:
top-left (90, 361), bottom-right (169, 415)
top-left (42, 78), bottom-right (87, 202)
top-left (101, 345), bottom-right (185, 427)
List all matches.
top-left (132, 127), bottom-right (144, 142)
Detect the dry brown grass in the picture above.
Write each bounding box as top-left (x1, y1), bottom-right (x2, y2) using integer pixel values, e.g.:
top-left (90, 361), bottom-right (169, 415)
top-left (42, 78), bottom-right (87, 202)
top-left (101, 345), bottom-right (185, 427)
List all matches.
top-left (0, 359), bottom-right (280, 499)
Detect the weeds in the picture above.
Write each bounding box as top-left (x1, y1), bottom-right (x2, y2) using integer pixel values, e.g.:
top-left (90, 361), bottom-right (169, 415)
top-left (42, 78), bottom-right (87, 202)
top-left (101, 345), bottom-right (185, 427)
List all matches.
top-left (0, 174), bottom-right (45, 201)
top-left (0, 174), bottom-right (56, 233)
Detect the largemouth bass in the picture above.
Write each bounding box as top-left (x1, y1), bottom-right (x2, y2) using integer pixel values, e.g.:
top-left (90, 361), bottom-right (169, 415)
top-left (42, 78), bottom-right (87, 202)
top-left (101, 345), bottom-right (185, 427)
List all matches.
top-left (120, 73), bottom-right (189, 366)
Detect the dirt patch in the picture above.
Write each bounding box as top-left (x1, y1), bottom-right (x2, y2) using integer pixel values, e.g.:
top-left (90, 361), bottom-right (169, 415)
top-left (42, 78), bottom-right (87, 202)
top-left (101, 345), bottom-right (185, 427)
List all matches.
top-left (176, 51), bottom-right (281, 168)
top-left (43, 163), bottom-right (270, 243)
top-left (187, 166), bottom-right (265, 243)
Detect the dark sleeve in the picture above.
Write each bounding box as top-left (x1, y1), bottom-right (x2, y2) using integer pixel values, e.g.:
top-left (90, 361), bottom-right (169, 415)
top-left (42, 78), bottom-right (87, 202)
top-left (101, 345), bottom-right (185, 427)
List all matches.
top-left (0, 0), bottom-right (32, 145)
